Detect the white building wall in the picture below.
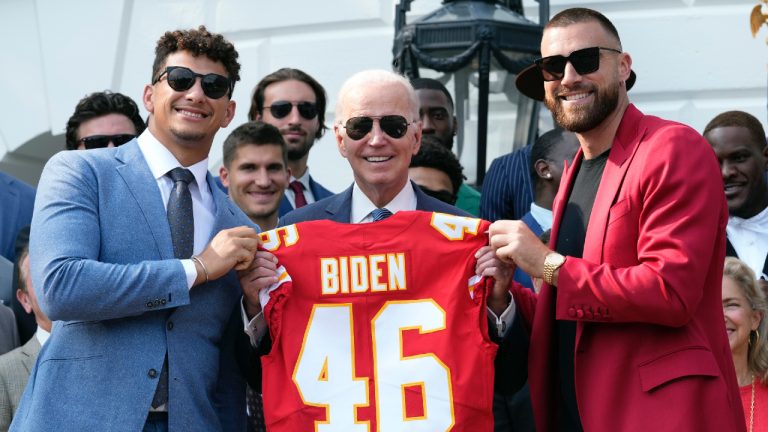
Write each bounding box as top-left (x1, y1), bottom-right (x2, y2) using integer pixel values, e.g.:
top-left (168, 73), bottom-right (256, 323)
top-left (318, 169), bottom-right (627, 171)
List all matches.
top-left (0, 0), bottom-right (765, 190)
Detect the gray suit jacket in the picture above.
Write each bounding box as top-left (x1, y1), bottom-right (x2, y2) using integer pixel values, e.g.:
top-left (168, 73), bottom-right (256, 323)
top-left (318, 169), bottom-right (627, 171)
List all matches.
top-left (12, 141), bottom-right (252, 432)
top-left (0, 336), bottom-right (39, 431)
top-left (0, 305), bottom-right (18, 356)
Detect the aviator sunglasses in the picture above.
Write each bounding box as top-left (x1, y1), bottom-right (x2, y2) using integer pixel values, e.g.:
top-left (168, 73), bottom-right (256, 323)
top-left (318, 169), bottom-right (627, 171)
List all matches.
top-left (343, 115), bottom-right (411, 140)
top-left (264, 101), bottom-right (318, 120)
top-left (79, 134), bottom-right (135, 149)
top-left (153, 66), bottom-right (233, 99)
top-left (535, 46), bottom-right (622, 82)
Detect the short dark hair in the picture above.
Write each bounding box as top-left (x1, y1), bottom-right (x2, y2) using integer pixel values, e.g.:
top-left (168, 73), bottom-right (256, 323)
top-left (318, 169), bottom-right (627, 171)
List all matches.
top-left (530, 128), bottom-right (571, 184)
top-left (546, 8), bottom-right (623, 49)
top-left (703, 110), bottom-right (767, 151)
top-left (151, 25), bottom-right (240, 94)
top-left (410, 135), bottom-right (464, 195)
top-left (410, 77), bottom-right (454, 111)
top-left (248, 68), bottom-right (328, 139)
top-left (65, 91), bottom-right (146, 150)
top-left (222, 121), bottom-right (288, 168)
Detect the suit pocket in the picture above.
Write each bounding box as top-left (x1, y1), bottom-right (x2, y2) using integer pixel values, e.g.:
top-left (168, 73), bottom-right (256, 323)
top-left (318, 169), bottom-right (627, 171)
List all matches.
top-left (637, 346), bottom-right (720, 392)
top-left (607, 198), bottom-right (631, 226)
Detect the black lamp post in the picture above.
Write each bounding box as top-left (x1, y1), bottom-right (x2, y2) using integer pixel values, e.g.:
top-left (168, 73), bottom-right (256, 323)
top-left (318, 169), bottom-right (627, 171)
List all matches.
top-left (393, 0), bottom-right (548, 185)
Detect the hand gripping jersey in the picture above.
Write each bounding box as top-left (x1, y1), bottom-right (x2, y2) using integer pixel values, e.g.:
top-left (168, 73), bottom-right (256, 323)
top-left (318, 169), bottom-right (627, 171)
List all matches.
top-left (259, 211), bottom-right (497, 432)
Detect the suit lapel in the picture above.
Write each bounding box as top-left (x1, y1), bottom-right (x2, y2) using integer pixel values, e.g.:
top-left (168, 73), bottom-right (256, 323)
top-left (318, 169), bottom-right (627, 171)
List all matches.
top-left (583, 105), bottom-right (645, 263)
top-left (20, 336), bottom-right (40, 374)
top-left (114, 142), bottom-right (175, 259)
top-left (208, 173), bottom-right (243, 235)
top-left (324, 186), bottom-right (354, 222)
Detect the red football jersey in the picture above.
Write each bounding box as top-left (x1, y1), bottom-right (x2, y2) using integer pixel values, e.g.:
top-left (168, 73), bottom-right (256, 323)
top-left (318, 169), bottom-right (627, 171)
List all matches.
top-left (259, 211), bottom-right (497, 432)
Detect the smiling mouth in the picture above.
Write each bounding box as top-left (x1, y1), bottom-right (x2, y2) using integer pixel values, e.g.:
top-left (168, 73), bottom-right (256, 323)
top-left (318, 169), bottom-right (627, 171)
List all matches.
top-left (560, 91), bottom-right (591, 101)
top-left (365, 156), bottom-right (392, 163)
top-left (176, 108), bottom-right (208, 119)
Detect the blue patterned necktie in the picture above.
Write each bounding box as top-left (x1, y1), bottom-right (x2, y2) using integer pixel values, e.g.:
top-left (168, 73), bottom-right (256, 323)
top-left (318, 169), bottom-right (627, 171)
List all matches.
top-left (151, 167), bottom-right (194, 409)
top-left (371, 207), bottom-right (393, 221)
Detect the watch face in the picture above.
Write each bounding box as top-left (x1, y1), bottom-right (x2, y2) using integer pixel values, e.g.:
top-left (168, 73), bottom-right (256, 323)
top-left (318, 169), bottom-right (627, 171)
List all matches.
top-left (547, 253), bottom-right (565, 267)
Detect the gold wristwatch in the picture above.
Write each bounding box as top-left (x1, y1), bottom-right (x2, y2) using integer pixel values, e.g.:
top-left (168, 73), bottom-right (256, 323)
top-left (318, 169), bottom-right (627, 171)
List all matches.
top-left (542, 252), bottom-right (566, 285)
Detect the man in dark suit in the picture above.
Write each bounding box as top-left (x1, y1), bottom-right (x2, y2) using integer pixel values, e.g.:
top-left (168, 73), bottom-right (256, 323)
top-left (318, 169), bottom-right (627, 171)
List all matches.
top-left (248, 68), bottom-right (334, 216)
top-left (703, 110), bottom-right (768, 282)
top-left (0, 172), bottom-right (34, 263)
top-left (12, 26), bottom-right (268, 432)
top-left (240, 70), bottom-right (527, 429)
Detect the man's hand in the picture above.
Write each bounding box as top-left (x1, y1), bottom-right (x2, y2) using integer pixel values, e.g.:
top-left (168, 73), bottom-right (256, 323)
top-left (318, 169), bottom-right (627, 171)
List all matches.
top-left (475, 245), bottom-right (514, 316)
top-left (239, 250), bottom-right (279, 319)
top-left (489, 220), bottom-right (551, 279)
top-left (194, 226), bottom-right (260, 285)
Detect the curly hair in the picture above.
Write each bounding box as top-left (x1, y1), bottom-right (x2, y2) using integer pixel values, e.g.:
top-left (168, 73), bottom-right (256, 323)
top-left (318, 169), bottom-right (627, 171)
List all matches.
top-left (65, 91), bottom-right (146, 150)
top-left (248, 68), bottom-right (328, 139)
top-left (410, 135), bottom-right (464, 195)
top-left (152, 25), bottom-right (240, 94)
top-left (724, 256), bottom-right (768, 382)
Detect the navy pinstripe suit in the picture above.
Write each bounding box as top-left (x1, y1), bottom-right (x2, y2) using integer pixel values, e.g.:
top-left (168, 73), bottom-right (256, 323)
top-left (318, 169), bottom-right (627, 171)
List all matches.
top-left (480, 145), bottom-right (534, 222)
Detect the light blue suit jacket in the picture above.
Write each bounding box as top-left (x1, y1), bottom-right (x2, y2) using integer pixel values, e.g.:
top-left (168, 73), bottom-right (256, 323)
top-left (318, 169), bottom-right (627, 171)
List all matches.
top-left (12, 141), bottom-right (252, 432)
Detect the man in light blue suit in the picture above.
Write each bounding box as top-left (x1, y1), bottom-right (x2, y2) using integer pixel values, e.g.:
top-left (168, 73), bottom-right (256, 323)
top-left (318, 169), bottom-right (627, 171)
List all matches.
top-left (12, 26), bottom-right (269, 432)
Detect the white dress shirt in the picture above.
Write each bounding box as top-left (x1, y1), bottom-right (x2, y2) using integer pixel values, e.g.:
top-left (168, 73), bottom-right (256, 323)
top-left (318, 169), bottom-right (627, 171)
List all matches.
top-left (529, 202), bottom-right (553, 232)
top-left (36, 326), bottom-right (51, 346)
top-left (727, 205), bottom-right (768, 279)
top-left (137, 130), bottom-right (215, 288)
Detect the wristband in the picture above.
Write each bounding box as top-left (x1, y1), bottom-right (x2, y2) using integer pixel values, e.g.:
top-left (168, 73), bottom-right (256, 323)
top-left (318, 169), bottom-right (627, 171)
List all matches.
top-left (191, 255), bottom-right (209, 284)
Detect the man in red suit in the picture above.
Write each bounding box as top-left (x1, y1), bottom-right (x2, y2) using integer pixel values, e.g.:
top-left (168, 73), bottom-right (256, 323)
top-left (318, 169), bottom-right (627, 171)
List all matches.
top-left (490, 7), bottom-right (745, 432)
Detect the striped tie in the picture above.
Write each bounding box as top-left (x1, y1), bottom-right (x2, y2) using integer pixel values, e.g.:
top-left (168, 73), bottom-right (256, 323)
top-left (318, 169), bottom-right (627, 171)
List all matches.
top-left (371, 208), bottom-right (393, 221)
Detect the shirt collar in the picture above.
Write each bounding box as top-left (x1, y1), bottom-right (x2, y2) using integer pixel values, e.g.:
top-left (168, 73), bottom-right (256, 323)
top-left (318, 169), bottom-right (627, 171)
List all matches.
top-left (729, 205), bottom-right (768, 229)
top-left (37, 326), bottom-right (51, 346)
top-left (137, 129), bottom-right (210, 191)
top-left (290, 168), bottom-right (312, 191)
top-left (529, 202), bottom-right (553, 232)
top-left (351, 181), bottom-right (417, 223)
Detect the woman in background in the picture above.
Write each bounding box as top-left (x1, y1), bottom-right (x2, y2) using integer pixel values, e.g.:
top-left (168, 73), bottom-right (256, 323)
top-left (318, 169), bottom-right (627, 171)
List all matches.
top-left (723, 256), bottom-right (768, 431)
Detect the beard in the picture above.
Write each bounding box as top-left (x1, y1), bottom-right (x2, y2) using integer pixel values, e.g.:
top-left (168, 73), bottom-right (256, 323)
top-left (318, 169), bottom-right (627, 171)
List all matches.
top-left (545, 80), bottom-right (620, 133)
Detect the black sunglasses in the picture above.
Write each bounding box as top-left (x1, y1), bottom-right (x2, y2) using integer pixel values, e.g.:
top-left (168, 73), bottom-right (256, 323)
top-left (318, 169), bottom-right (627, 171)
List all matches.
top-left (264, 101), bottom-right (318, 120)
top-left (343, 115), bottom-right (411, 140)
top-left (535, 46), bottom-right (622, 82)
top-left (79, 134), bottom-right (135, 149)
top-left (153, 66), bottom-right (233, 99)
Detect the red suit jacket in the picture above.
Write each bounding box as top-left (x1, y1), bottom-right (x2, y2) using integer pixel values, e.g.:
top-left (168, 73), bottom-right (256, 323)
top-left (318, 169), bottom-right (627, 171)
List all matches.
top-left (512, 104), bottom-right (745, 432)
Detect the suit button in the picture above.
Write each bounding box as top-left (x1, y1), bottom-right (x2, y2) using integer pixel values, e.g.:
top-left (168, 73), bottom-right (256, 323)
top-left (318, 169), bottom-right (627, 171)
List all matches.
top-left (148, 369), bottom-right (158, 378)
top-left (568, 308), bottom-right (576, 317)
top-left (167, 321), bottom-right (174, 331)
top-left (146, 302), bottom-right (153, 308)
top-left (576, 309), bottom-right (584, 318)
top-left (160, 299), bottom-right (167, 305)
top-left (585, 311), bottom-right (593, 319)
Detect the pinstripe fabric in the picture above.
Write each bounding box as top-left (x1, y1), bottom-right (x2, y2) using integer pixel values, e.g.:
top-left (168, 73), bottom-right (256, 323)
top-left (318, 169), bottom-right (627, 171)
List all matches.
top-left (480, 145), bottom-right (534, 222)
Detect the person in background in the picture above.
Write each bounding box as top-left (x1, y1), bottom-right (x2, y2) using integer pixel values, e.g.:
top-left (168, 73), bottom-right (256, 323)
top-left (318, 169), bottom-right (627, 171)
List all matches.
top-left (220, 121), bottom-right (291, 231)
top-left (513, 128), bottom-right (579, 289)
top-left (410, 77), bottom-right (481, 215)
top-left (64, 90), bottom-right (146, 150)
top-left (248, 68), bottom-right (333, 215)
top-left (704, 111), bottom-right (768, 282)
top-left (723, 256), bottom-right (768, 431)
top-left (408, 135), bottom-right (464, 205)
top-left (0, 244), bottom-right (51, 429)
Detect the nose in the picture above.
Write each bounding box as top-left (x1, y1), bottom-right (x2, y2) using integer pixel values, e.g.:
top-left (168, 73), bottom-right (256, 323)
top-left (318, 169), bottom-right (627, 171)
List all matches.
top-left (721, 161), bottom-right (737, 179)
top-left (286, 105), bottom-right (303, 124)
top-left (254, 168), bottom-right (271, 187)
top-left (559, 61), bottom-right (583, 87)
top-left (421, 114), bottom-right (435, 133)
top-left (368, 119), bottom-right (387, 146)
top-left (184, 77), bottom-right (207, 102)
